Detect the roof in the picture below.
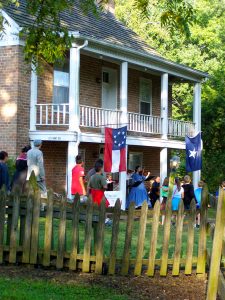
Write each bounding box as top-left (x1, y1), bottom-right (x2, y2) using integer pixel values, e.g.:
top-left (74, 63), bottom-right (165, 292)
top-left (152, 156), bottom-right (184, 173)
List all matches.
top-left (3, 0), bottom-right (159, 56)
top-left (3, 0), bottom-right (208, 80)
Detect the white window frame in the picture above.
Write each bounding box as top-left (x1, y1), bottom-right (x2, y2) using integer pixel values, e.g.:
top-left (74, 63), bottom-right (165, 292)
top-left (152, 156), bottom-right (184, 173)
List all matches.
top-left (139, 77), bottom-right (152, 115)
top-left (53, 69), bottom-right (69, 113)
top-left (128, 152), bottom-right (143, 171)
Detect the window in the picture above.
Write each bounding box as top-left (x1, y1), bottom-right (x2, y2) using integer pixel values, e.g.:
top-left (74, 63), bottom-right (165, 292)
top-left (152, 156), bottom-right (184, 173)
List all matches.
top-left (102, 71), bottom-right (109, 83)
top-left (53, 62), bottom-right (69, 106)
top-left (139, 78), bottom-right (152, 115)
top-left (128, 152), bottom-right (143, 171)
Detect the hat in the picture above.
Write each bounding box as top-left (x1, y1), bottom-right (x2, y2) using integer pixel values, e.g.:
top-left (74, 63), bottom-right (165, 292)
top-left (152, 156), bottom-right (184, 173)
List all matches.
top-left (33, 140), bottom-right (42, 147)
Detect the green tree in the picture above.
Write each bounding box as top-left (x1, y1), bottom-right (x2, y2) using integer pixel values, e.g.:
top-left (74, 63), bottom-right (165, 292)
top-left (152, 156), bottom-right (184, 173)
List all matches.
top-left (115, 0), bottom-right (225, 191)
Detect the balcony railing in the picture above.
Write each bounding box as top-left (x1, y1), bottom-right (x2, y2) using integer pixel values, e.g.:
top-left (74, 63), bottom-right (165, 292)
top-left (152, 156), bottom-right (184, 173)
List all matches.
top-left (128, 112), bottom-right (161, 134)
top-left (168, 118), bottom-right (195, 137)
top-left (35, 104), bottom-right (195, 138)
top-left (36, 104), bottom-right (69, 126)
top-left (80, 105), bottom-right (121, 128)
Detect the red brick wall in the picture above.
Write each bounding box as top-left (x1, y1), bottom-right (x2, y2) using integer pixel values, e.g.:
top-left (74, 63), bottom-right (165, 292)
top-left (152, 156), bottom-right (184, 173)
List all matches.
top-left (128, 145), bottom-right (160, 176)
top-left (128, 68), bottom-right (161, 116)
top-left (36, 53), bottom-right (163, 115)
top-left (17, 46), bottom-right (31, 152)
top-left (0, 46), bottom-right (30, 156)
top-left (41, 141), bottom-right (67, 192)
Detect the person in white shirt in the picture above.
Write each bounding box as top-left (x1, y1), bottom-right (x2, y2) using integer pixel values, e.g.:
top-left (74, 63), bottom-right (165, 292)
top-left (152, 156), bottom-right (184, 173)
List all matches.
top-left (171, 177), bottom-right (184, 225)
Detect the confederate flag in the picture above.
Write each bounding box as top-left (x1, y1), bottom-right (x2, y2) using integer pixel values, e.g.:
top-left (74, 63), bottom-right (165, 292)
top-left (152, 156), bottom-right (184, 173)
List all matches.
top-left (104, 126), bottom-right (127, 173)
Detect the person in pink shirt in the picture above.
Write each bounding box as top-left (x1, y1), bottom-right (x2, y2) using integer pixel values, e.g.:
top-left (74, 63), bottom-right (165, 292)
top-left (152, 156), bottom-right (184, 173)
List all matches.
top-left (71, 155), bottom-right (86, 199)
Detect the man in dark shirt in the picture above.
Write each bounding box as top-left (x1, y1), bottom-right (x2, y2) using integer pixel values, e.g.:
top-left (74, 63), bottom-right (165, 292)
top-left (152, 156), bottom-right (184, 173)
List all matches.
top-left (0, 151), bottom-right (10, 192)
top-left (150, 176), bottom-right (160, 207)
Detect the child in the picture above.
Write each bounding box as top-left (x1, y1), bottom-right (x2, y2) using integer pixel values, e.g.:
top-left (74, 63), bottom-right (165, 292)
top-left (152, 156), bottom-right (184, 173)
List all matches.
top-left (88, 164), bottom-right (109, 207)
top-left (194, 180), bottom-right (204, 228)
top-left (160, 177), bottom-right (169, 225)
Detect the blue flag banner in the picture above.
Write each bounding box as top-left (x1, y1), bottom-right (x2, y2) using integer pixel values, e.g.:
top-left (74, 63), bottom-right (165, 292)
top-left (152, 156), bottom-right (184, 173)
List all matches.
top-left (185, 132), bottom-right (202, 172)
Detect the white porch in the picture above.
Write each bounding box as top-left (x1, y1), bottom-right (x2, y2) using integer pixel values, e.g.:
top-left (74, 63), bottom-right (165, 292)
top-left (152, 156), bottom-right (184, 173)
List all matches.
top-left (35, 103), bottom-right (195, 138)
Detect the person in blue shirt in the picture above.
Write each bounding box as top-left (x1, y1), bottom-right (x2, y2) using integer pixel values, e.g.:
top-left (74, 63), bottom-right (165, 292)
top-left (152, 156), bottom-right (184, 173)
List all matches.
top-left (126, 166), bottom-right (151, 209)
top-left (194, 180), bottom-right (204, 228)
top-left (0, 151), bottom-right (10, 192)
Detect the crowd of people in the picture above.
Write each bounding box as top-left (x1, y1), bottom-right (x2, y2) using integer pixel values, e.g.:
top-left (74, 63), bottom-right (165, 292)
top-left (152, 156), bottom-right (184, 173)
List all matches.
top-left (0, 140), bottom-right (47, 197)
top-left (125, 166), bottom-right (207, 227)
top-left (0, 141), bottom-right (224, 228)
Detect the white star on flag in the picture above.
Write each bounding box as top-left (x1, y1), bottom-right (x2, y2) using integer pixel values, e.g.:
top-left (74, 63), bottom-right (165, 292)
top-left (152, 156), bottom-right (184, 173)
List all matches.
top-left (189, 148), bottom-right (197, 159)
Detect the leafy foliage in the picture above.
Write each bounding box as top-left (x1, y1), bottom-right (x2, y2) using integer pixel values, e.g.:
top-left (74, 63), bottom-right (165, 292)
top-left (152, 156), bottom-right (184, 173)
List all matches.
top-left (116, 0), bottom-right (225, 192)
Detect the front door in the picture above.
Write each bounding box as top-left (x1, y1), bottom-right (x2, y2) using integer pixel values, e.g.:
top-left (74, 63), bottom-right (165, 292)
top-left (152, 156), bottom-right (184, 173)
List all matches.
top-left (102, 67), bottom-right (117, 110)
top-left (102, 67), bottom-right (118, 127)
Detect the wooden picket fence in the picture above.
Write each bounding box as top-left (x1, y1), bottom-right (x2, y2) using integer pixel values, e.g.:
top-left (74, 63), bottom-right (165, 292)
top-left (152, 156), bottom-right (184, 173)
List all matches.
top-left (206, 188), bottom-right (225, 300)
top-left (0, 176), bottom-right (211, 277)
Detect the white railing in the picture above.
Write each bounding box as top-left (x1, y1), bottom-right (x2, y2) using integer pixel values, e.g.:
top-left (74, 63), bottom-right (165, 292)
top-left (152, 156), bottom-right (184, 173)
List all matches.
top-left (80, 105), bottom-right (122, 128)
top-left (168, 119), bottom-right (195, 137)
top-left (36, 104), bottom-right (69, 126)
top-left (128, 112), bottom-right (162, 134)
top-left (36, 104), bottom-right (195, 138)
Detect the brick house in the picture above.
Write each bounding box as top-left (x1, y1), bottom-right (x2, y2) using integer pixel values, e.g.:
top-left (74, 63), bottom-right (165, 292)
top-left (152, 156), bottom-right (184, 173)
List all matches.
top-left (0, 1), bottom-right (208, 208)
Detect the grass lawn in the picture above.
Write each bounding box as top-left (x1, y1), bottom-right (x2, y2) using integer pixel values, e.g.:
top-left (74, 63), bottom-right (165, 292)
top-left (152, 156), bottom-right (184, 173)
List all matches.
top-left (0, 277), bottom-right (128, 300)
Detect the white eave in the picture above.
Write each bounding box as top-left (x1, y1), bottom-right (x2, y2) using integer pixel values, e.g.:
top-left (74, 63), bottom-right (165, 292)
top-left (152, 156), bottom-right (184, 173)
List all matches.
top-left (0, 10), bottom-right (23, 46)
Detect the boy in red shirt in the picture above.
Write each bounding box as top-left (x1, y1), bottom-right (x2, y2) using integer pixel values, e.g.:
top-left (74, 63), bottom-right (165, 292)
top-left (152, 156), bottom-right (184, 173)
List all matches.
top-left (71, 155), bottom-right (86, 198)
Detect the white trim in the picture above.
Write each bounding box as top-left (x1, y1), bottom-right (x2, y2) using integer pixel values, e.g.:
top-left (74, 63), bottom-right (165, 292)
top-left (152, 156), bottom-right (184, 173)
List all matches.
top-left (161, 73), bottom-right (168, 139)
top-left (30, 68), bottom-right (37, 131)
top-left (0, 10), bottom-right (23, 46)
top-left (79, 132), bottom-right (185, 149)
top-left (29, 130), bottom-right (77, 142)
top-left (160, 148), bottom-right (168, 186)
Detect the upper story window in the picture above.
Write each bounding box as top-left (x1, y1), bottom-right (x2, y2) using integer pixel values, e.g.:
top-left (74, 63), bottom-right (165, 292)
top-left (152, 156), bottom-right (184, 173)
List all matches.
top-left (53, 61), bottom-right (69, 105)
top-left (139, 78), bottom-right (152, 115)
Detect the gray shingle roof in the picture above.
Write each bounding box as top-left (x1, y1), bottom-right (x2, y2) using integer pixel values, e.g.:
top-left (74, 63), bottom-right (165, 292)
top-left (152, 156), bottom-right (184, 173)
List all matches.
top-left (3, 0), bottom-right (159, 56)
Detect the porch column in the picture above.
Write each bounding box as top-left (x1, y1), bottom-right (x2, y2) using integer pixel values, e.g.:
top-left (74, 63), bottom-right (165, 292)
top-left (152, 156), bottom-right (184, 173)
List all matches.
top-left (161, 73), bottom-right (168, 139)
top-left (69, 46), bottom-right (81, 132)
top-left (119, 61), bottom-right (128, 210)
top-left (30, 68), bottom-right (37, 131)
top-left (193, 82), bottom-right (201, 188)
top-left (160, 148), bottom-right (168, 187)
top-left (67, 141), bottom-right (79, 199)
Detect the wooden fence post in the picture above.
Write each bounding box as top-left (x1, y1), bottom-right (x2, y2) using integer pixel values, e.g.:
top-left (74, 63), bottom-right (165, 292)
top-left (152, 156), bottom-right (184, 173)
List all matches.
top-left (160, 172), bottom-right (175, 276)
top-left (29, 189), bottom-right (41, 264)
top-left (69, 195), bottom-right (80, 271)
top-left (95, 199), bottom-right (106, 274)
top-left (43, 190), bottom-right (54, 267)
top-left (108, 199), bottom-right (121, 275)
top-left (134, 201), bottom-right (148, 276)
top-left (172, 200), bottom-right (184, 276)
top-left (197, 184), bottom-right (208, 275)
top-left (22, 190), bottom-right (34, 264)
top-left (56, 195), bottom-right (67, 269)
top-left (185, 199), bottom-right (196, 275)
top-left (9, 191), bottom-right (20, 263)
top-left (147, 200), bottom-right (160, 277)
top-left (121, 202), bottom-right (135, 276)
top-left (82, 199), bottom-right (93, 273)
top-left (206, 188), bottom-right (225, 300)
top-left (0, 189), bottom-right (6, 264)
